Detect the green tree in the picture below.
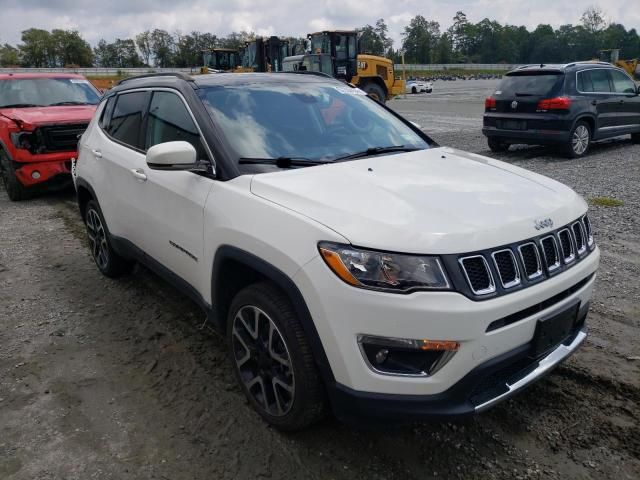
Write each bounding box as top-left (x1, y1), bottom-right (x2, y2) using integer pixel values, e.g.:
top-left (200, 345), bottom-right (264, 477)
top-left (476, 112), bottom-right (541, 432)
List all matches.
top-left (150, 29), bottom-right (175, 67)
top-left (0, 44), bottom-right (20, 66)
top-left (19, 28), bottom-right (53, 67)
top-left (50, 29), bottom-right (93, 66)
top-left (135, 31), bottom-right (152, 66)
top-left (402, 15), bottom-right (440, 63)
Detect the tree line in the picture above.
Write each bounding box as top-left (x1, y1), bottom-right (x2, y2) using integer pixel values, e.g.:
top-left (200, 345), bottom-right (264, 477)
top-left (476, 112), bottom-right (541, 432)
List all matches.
top-left (0, 7), bottom-right (638, 68)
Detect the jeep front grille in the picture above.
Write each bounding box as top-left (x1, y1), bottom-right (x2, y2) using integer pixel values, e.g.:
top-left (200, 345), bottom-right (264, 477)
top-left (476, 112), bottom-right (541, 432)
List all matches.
top-left (455, 215), bottom-right (595, 298)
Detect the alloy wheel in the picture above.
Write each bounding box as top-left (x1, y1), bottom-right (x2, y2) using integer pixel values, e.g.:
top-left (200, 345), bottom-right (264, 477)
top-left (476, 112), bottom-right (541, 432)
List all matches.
top-left (572, 125), bottom-right (589, 155)
top-left (86, 208), bottom-right (109, 270)
top-left (232, 305), bottom-right (295, 416)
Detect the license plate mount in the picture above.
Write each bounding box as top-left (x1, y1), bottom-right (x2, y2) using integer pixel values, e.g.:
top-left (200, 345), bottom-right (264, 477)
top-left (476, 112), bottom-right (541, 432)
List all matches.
top-left (531, 302), bottom-right (579, 357)
top-left (498, 119), bottom-right (527, 130)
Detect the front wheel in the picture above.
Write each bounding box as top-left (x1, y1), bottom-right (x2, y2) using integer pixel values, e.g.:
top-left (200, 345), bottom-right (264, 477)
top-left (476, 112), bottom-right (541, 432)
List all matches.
top-left (411, 86), bottom-right (417, 94)
top-left (0, 151), bottom-right (32, 201)
top-left (227, 282), bottom-right (326, 430)
top-left (487, 137), bottom-right (510, 152)
top-left (84, 200), bottom-right (134, 277)
top-left (565, 121), bottom-right (591, 158)
top-left (361, 82), bottom-right (386, 104)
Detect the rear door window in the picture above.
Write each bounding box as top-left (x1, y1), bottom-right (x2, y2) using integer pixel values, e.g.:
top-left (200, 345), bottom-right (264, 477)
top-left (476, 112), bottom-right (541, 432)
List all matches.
top-left (106, 91), bottom-right (148, 150)
top-left (610, 70), bottom-right (637, 94)
top-left (578, 69), bottom-right (612, 93)
top-left (497, 73), bottom-right (563, 97)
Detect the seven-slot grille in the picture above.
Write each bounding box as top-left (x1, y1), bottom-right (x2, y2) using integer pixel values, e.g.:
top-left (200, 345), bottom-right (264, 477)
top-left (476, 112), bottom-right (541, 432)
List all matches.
top-left (458, 215), bottom-right (594, 297)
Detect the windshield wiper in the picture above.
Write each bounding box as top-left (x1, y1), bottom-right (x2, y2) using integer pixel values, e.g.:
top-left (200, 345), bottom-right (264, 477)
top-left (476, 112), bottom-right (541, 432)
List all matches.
top-left (238, 157), bottom-right (331, 168)
top-left (48, 101), bottom-right (94, 106)
top-left (0, 103), bottom-right (42, 108)
top-left (334, 145), bottom-right (422, 162)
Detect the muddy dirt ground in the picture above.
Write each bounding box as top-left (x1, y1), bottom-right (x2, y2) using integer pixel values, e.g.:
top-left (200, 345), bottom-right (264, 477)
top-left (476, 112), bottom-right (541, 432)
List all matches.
top-left (1, 81), bottom-right (639, 479)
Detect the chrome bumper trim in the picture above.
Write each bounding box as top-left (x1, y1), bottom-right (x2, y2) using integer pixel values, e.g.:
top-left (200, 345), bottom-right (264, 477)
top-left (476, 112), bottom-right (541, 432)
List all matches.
top-left (475, 329), bottom-right (587, 412)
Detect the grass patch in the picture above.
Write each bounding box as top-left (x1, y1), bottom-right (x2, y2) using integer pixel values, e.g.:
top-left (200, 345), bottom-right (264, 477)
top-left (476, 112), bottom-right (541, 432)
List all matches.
top-left (588, 196), bottom-right (624, 207)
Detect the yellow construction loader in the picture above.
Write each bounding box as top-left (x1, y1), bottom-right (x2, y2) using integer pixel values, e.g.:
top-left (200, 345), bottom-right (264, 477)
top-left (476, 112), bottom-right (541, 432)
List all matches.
top-left (283, 30), bottom-right (404, 103)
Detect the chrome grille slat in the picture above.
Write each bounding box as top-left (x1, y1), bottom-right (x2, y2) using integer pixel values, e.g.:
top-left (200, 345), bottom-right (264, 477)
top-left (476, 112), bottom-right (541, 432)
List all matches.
top-left (572, 221), bottom-right (587, 255)
top-left (492, 249), bottom-right (520, 288)
top-left (582, 214), bottom-right (594, 247)
top-left (518, 242), bottom-right (543, 280)
top-left (541, 235), bottom-right (561, 272)
top-left (558, 228), bottom-right (575, 263)
top-left (459, 255), bottom-right (495, 295)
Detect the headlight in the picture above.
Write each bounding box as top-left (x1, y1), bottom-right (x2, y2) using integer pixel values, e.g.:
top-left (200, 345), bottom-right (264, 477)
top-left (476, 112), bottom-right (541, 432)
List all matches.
top-left (318, 242), bottom-right (450, 292)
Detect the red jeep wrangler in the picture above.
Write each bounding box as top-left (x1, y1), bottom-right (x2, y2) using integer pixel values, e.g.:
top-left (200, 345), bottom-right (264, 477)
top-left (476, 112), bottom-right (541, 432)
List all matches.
top-left (0, 73), bottom-right (100, 200)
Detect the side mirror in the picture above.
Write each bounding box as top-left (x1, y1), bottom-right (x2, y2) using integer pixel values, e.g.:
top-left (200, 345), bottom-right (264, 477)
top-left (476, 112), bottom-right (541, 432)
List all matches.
top-left (146, 141), bottom-right (197, 170)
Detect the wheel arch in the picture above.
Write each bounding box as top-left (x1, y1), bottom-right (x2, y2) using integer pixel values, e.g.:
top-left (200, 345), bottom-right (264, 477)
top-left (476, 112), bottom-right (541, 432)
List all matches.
top-left (75, 177), bottom-right (99, 220)
top-left (211, 245), bottom-right (335, 384)
top-left (572, 114), bottom-right (596, 138)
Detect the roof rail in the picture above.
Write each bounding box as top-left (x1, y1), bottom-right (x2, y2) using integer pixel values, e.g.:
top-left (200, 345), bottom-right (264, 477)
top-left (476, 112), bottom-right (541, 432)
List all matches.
top-left (116, 72), bottom-right (193, 86)
top-left (277, 70), bottom-right (334, 78)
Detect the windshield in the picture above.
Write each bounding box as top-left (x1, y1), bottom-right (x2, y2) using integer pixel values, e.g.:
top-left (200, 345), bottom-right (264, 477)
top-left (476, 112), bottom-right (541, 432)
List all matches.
top-left (197, 82), bottom-right (430, 164)
top-left (0, 77), bottom-right (100, 108)
top-left (497, 73), bottom-right (563, 97)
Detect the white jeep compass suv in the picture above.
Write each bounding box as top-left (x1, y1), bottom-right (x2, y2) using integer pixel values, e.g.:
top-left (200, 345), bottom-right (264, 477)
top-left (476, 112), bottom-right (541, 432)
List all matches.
top-left (74, 72), bottom-right (599, 430)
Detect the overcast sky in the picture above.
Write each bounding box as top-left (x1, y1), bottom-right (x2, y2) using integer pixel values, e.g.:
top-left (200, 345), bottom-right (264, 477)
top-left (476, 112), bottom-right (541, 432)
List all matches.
top-left (0, 0), bottom-right (638, 47)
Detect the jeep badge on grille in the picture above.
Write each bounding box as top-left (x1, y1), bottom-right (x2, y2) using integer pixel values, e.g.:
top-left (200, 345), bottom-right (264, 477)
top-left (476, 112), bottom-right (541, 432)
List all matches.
top-left (534, 218), bottom-right (554, 230)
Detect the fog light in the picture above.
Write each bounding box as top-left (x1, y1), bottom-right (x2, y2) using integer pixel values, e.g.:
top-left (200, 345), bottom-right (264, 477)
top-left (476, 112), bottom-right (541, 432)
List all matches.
top-left (358, 334), bottom-right (459, 376)
top-left (31, 171), bottom-right (41, 180)
top-left (375, 349), bottom-right (389, 365)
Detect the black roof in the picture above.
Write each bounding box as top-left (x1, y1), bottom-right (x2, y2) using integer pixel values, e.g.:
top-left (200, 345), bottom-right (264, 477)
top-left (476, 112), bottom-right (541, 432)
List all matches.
top-left (508, 61), bottom-right (620, 75)
top-left (110, 72), bottom-right (340, 94)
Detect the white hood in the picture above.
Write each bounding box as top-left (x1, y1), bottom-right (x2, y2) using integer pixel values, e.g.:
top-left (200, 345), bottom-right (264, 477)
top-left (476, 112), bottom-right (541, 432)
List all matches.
top-left (250, 147), bottom-right (587, 254)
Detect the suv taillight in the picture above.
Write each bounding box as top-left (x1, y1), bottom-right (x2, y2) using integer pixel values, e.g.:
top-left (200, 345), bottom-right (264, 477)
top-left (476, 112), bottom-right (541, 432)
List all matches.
top-left (537, 96), bottom-right (572, 111)
top-left (485, 96), bottom-right (497, 110)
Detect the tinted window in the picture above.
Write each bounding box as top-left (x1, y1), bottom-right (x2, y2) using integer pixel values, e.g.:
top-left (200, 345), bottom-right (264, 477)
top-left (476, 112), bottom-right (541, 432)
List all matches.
top-left (106, 92), bottom-right (147, 149)
top-left (146, 91), bottom-right (207, 160)
top-left (198, 83), bottom-right (429, 163)
top-left (579, 69), bottom-right (611, 93)
top-left (497, 73), bottom-right (563, 97)
top-left (99, 96), bottom-right (115, 129)
top-left (610, 70), bottom-right (636, 94)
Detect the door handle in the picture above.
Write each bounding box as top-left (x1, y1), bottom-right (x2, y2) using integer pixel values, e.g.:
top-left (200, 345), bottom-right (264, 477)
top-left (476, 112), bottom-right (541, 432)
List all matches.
top-left (91, 149), bottom-right (102, 158)
top-left (619, 99), bottom-right (625, 104)
top-left (130, 168), bottom-right (147, 182)
top-left (591, 100), bottom-right (597, 106)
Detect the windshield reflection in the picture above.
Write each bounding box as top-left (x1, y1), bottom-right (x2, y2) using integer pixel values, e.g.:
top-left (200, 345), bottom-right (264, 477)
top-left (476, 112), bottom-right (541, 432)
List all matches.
top-left (197, 82), bottom-right (429, 164)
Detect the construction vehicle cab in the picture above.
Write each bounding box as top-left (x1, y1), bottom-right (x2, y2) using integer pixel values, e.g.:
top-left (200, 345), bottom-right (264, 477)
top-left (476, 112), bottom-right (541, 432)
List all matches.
top-left (599, 49), bottom-right (640, 80)
top-left (294, 30), bottom-right (404, 103)
top-left (201, 49), bottom-right (240, 73)
top-left (237, 37), bottom-right (290, 72)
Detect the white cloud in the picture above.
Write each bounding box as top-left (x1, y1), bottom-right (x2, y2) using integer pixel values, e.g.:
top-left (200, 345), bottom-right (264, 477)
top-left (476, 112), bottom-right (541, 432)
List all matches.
top-left (0, 0), bottom-right (637, 48)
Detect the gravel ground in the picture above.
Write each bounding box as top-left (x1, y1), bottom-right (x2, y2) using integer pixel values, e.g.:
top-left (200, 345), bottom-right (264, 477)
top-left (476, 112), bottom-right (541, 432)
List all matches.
top-left (1, 80), bottom-right (639, 479)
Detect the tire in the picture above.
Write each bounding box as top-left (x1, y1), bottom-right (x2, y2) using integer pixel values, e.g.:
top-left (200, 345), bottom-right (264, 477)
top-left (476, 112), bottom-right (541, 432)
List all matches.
top-left (565, 120), bottom-right (591, 158)
top-left (411, 86), bottom-right (417, 94)
top-left (361, 82), bottom-right (386, 104)
top-left (487, 137), bottom-right (510, 152)
top-left (227, 282), bottom-right (327, 431)
top-left (632, 132), bottom-right (640, 144)
top-left (84, 199), bottom-right (134, 277)
top-left (0, 150), bottom-right (32, 201)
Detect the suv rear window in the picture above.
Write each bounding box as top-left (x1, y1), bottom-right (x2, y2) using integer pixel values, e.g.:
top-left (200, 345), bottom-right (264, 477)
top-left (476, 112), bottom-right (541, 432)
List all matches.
top-left (577, 69), bottom-right (612, 93)
top-left (497, 73), bottom-right (563, 97)
top-left (106, 92), bottom-right (147, 150)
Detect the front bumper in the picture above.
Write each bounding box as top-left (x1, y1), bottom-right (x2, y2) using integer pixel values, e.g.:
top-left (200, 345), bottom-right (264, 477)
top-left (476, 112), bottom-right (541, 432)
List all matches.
top-left (14, 159), bottom-right (73, 187)
top-left (328, 320), bottom-right (587, 422)
top-left (293, 246), bottom-right (599, 419)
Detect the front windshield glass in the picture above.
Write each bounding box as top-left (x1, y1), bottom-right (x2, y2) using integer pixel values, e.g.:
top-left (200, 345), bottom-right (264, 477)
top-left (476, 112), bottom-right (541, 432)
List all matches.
top-left (0, 77), bottom-right (100, 107)
top-left (197, 82), bottom-right (430, 163)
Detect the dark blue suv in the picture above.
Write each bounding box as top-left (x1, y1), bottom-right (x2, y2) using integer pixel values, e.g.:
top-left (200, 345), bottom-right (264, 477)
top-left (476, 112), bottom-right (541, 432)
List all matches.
top-left (483, 62), bottom-right (640, 157)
